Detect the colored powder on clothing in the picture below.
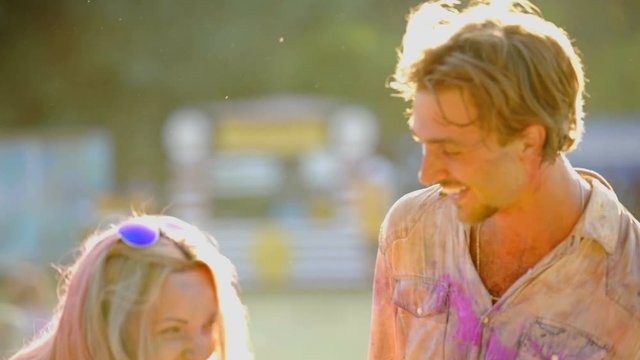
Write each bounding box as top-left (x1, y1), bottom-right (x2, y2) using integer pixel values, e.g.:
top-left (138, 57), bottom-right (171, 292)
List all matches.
top-left (485, 332), bottom-right (518, 360)
top-left (447, 278), bottom-right (481, 346)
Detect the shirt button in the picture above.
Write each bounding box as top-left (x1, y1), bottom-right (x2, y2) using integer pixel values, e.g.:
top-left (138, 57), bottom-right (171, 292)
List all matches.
top-left (550, 355), bottom-right (559, 360)
top-left (416, 307), bottom-right (423, 316)
top-left (481, 316), bottom-right (489, 324)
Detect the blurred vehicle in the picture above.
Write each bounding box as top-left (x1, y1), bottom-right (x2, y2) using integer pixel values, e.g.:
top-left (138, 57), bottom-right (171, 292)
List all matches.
top-left (163, 94), bottom-right (396, 289)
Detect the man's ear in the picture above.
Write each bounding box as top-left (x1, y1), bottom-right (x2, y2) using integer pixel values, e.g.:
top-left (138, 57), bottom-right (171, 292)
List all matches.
top-left (520, 124), bottom-right (546, 159)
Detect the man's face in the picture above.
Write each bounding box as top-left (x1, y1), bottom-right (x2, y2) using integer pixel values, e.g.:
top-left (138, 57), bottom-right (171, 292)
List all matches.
top-left (410, 87), bottom-right (530, 223)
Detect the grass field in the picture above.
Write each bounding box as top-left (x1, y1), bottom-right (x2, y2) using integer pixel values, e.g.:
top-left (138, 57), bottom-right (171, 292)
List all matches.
top-left (243, 290), bottom-right (372, 360)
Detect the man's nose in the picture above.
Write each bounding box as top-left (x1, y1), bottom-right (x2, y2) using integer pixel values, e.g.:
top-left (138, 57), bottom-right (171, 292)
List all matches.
top-left (418, 148), bottom-right (447, 185)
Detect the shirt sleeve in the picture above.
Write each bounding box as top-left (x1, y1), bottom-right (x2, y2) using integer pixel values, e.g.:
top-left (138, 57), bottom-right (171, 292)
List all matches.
top-left (368, 246), bottom-right (399, 360)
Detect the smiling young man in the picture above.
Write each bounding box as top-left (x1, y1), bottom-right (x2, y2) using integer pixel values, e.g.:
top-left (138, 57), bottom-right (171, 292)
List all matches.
top-left (368, 1), bottom-right (640, 359)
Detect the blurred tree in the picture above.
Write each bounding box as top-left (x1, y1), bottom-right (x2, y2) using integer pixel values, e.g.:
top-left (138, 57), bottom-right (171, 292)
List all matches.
top-left (0, 0), bottom-right (638, 193)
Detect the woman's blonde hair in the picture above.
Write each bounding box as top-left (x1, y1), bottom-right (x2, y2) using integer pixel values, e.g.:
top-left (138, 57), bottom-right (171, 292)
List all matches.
top-left (10, 215), bottom-right (252, 360)
top-left (391, 0), bottom-right (586, 161)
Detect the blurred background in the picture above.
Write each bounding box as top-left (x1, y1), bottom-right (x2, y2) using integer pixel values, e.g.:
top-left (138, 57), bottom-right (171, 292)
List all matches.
top-left (0, 0), bottom-right (639, 358)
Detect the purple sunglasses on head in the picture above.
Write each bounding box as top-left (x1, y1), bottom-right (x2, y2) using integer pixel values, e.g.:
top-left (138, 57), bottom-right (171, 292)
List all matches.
top-left (117, 216), bottom-right (196, 248)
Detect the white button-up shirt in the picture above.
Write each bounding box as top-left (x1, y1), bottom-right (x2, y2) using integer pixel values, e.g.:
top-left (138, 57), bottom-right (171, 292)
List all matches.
top-left (369, 171), bottom-right (640, 359)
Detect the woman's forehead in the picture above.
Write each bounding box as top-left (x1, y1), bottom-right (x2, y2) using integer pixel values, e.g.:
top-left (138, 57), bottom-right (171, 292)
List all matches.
top-left (154, 268), bottom-right (217, 318)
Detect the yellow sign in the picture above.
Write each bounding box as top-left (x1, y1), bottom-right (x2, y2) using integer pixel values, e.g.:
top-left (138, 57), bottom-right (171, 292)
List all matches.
top-left (215, 118), bottom-right (326, 155)
top-left (252, 223), bottom-right (292, 288)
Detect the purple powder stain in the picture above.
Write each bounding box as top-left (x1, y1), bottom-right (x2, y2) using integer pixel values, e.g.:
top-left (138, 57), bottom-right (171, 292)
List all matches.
top-left (446, 276), bottom-right (482, 346)
top-left (442, 276), bottom-right (523, 359)
top-left (432, 280), bottom-right (449, 311)
top-left (523, 336), bottom-right (544, 356)
top-left (522, 337), bottom-right (569, 360)
top-left (485, 332), bottom-right (518, 360)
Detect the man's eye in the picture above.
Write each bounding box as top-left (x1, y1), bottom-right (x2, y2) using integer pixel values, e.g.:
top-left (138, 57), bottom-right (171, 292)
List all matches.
top-left (442, 147), bottom-right (461, 156)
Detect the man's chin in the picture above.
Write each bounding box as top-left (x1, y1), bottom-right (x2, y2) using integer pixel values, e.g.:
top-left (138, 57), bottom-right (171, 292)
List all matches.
top-left (456, 205), bottom-right (497, 224)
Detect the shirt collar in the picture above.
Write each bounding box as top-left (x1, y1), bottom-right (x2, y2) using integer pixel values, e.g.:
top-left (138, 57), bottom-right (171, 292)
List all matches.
top-left (574, 169), bottom-right (622, 254)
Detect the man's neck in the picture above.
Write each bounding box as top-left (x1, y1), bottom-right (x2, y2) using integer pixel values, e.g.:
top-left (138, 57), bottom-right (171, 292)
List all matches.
top-left (484, 156), bottom-right (589, 254)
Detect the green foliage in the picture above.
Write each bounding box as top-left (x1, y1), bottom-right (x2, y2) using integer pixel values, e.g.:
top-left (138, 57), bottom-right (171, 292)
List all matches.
top-left (0, 0), bottom-right (638, 186)
top-left (534, 0), bottom-right (640, 111)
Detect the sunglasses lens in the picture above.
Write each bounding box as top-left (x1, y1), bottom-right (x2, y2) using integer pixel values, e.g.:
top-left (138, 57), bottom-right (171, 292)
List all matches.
top-left (118, 220), bottom-right (160, 247)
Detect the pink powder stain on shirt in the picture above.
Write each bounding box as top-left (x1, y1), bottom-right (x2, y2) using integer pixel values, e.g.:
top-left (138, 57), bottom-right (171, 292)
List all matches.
top-left (521, 336), bottom-right (570, 360)
top-left (446, 276), bottom-right (482, 346)
top-left (485, 332), bottom-right (518, 360)
top-left (444, 276), bottom-right (518, 358)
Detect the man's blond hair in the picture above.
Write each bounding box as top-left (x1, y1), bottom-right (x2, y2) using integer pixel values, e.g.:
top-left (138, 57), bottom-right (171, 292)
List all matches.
top-left (391, 0), bottom-right (586, 161)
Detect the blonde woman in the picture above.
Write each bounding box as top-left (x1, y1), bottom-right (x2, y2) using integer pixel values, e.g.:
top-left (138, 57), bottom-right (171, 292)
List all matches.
top-left (10, 215), bottom-right (252, 360)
